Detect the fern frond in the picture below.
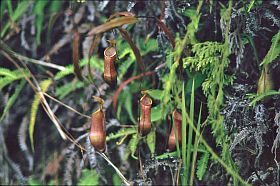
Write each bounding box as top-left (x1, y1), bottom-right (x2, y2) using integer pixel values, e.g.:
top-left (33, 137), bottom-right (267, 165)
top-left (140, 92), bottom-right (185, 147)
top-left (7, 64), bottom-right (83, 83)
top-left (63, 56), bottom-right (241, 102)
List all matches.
top-left (260, 31), bottom-right (280, 66)
top-left (54, 56), bottom-right (103, 80)
top-left (117, 58), bottom-right (134, 80)
top-left (196, 151), bottom-right (210, 181)
top-left (29, 79), bottom-right (52, 152)
top-left (0, 69), bottom-right (28, 90)
top-left (124, 134), bottom-right (139, 160)
top-left (55, 81), bottom-right (85, 99)
top-left (0, 67), bottom-right (16, 78)
top-left (106, 128), bottom-right (137, 141)
top-left (0, 79), bottom-right (26, 121)
top-left (78, 169), bottom-right (99, 186)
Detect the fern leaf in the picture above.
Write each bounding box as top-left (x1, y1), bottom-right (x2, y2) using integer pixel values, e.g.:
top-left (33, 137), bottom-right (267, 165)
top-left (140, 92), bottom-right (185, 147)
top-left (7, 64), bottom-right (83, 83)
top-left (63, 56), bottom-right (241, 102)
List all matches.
top-left (0, 67), bottom-right (16, 78)
top-left (196, 151), bottom-right (210, 181)
top-left (29, 79), bottom-right (52, 152)
top-left (78, 169), bottom-right (99, 186)
top-left (0, 69), bottom-right (28, 90)
top-left (0, 79), bottom-right (26, 121)
top-left (54, 56), bottom-right (103, 80)
top-left (124, 134), bottom-right (139, 160)
top-left (106, 128), bottom-right (137, 141)
top-left (261, 31), bottom-right (280, 66)
top-left (117, 58), bottom-right (134, 80)
top-left (55, 81), bottom-right (85, 99)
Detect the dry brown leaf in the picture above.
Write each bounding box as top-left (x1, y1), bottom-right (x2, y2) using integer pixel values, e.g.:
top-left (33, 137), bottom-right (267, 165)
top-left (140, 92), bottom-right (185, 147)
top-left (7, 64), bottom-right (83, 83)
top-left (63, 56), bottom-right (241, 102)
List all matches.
top-left (107, 11), bottom-right (135, 21)
top-left (156, 18), bottom-right (175, 48)
top-left (88, 16), bottom-right (138, 36)
top-left (87, 34), bottom-right (101, 82)
top-left (118, 28), bottom-right (145, 71)
top-left (72, 31), bottom-right (83, 80)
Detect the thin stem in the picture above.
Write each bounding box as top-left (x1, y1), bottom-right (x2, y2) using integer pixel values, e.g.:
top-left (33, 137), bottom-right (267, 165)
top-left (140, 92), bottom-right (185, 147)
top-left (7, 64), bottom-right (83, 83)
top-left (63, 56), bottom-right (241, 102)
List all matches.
top-left (0, 40), bottom-right (66, 71)
top-left (43, 92), bottom-right (91, 119)
top-left (97, 152), bottom-right (131, 186)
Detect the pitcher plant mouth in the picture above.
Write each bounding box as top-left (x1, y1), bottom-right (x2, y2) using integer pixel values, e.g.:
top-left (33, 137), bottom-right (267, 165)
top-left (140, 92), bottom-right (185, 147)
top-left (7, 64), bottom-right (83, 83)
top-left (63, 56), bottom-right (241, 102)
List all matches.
top-left (104, 45), bottom-right (117, 87)
top-left (140, 94), bottom-right (152, 106)
top-left (172, 110), bottom-right (182, 121)
top-left (104, 46), bottom-right (117, 58)
top-left (139, 94), bottom-right (153, 136)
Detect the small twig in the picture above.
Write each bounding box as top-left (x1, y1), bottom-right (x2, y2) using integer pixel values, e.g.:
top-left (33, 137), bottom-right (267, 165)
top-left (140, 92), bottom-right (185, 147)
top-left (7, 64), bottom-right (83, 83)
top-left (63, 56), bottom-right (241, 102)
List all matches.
top-left (43, 92), bottom-right (91, 119)
top-left (176, 159), bottom-right (182, 186)
top-left (0, 40), bottom-right (66, 71)
top-left (1, 50), bottom-right (88, 152)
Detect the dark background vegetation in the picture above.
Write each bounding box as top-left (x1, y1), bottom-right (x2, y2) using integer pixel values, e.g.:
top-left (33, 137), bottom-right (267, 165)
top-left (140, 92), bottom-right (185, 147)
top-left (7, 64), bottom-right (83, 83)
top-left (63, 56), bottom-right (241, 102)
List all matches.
top-left (0, 0), bottom-right (279, 185)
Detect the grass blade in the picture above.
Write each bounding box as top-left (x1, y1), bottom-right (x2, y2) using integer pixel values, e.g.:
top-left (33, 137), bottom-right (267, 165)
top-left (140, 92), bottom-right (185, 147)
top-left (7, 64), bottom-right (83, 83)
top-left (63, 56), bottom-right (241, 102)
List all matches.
top-left (186, 79), bottom-right (195, 183)
top-left (183, 106), bottom-right (250, 185)
top-left (181, 82), bottom-right (187, 185)
top-left (190, 103), bottom-right (203, 184)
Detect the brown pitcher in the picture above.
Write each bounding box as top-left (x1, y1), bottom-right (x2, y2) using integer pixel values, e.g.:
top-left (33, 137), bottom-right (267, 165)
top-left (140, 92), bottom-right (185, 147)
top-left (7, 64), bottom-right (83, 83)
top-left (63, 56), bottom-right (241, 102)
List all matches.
top-left (168, 110), bottom-right (182, 151)
top-left (139, 94), bottom-right (152, 136)
top-left (104, 46), bottom-right (117, 87)
top-left (89, 107), bottom-right (106, 152)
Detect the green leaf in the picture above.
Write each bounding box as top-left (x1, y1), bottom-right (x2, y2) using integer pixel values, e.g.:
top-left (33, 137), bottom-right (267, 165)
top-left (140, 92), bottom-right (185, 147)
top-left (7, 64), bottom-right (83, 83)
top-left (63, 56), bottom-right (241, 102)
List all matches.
top-left (151, 106), bottom-right (162, 122)
top-left (185, 79), bottom-right (195, 184)
top-left (146, 128), bottom-right (156, 155)
top-left (0, 67), bottom-right (16, 78)
top-left (34, 1), bottom-right (48, 44)
top-left (0, 79), bottom-right (26, 121)
top-left (139, 38), bottom-right (158, 55)
top-left (260, 31), bottom-right (280, 66)
top-left (146, 89), bottom-right (164, 100)
top-left (155, 151), bottom-right (178, 159)
top-left (117, 58), bottom-right (134, 80)
top-left (29, 79), bottom-right (52, 152)
top-left (181, 82), bottom-right (187, 185)
top-left (249, 90), bottom-right (280, 107)
top-left (0, 70), bottom-right (28, 90)
top-left (186, 73), bottom-right (206, 93)
top-left (247, 0), bottom-right (255, 12)
top-left (124, 91), bottom-right (137, 124)
top-left (1, 1), bottom-right (30, 37)
top-left (0, 0), bottom-right (7, 18)
top-left (49, 0), bottom-right (61, 13)
top-left (55, 81), bottom-right (85, 99)
top-left (54, 56), bottom-right (103, 80)
top-left (113, 173), bottom-right (122, 186)
top-left (6, 0), bottom-right (13, 17)
top-left (27, 177), bottom-right (42, 185)
top-left (78, 169), bottom-right (99, 186)
top-left (196, 151), bottom-right (210, 181)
